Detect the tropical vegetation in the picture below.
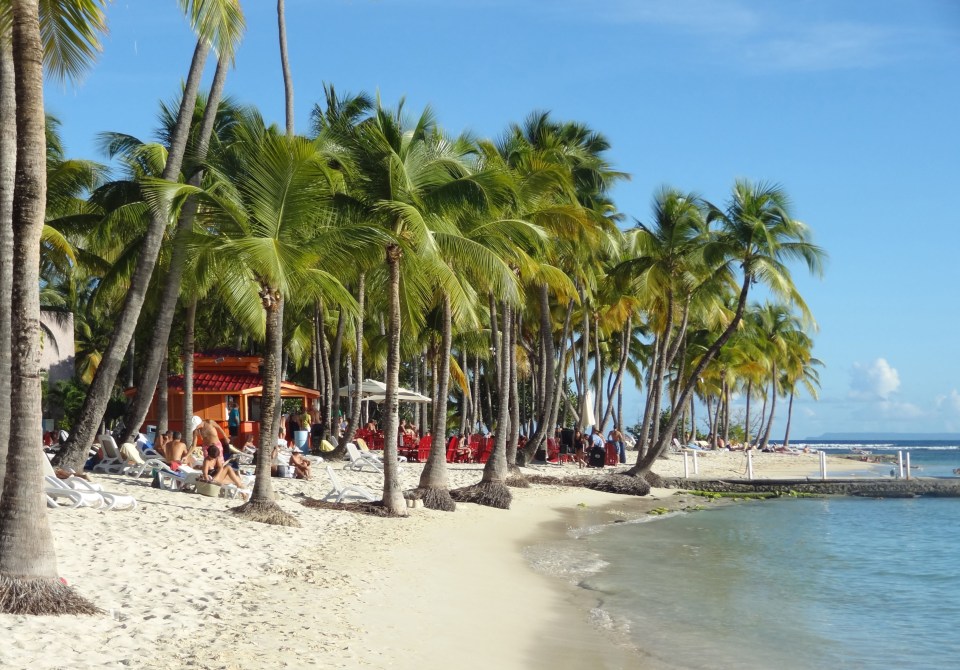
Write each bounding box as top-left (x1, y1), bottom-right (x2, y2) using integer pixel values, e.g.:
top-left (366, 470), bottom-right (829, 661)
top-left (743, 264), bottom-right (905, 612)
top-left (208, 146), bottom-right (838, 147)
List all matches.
top-left (0, 0), bottom-right (825, 615)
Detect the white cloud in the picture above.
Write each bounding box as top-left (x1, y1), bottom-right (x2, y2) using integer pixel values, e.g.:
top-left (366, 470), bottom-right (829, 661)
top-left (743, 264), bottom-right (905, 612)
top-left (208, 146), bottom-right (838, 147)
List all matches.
top-left (849, 358), bottom-right (900, 399)
top-left (748, 22), bottom-right (895, 71)
top-left (935, 389), bottom-right (960, 416)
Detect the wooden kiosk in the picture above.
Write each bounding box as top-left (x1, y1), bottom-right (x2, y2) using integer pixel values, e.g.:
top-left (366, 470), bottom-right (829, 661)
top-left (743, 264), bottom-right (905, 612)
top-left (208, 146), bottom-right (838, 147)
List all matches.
top-left (125, 352), bottom-right (321, 443)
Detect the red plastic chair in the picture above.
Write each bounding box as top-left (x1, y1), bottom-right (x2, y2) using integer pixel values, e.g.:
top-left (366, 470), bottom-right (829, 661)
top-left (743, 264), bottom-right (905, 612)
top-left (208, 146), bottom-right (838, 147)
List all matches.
top-left (476, 437), bottom-right (493, 464)
top-left (417, 435), bottom-right (432, 463)
top-left (446, 436), bottom-right (459, 463)
top-left (546, 438), bottom-right (559, 464)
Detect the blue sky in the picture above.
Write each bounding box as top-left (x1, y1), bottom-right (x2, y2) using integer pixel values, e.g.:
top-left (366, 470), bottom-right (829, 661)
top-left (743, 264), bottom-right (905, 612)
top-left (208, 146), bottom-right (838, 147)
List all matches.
top-left (45, 0), bottom-right (960, 439)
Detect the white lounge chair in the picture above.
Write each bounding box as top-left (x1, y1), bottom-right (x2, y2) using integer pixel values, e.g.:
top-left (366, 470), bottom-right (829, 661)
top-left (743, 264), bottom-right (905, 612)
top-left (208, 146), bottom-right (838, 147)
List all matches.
top-left (103, 434), bottom-right (165, 477)
top-left (344, 442), bottom-right (384, 473)
top-left (156, 465), bottom-right (201, 492)
top-left (323, 465), bottom-right (376, 503)
top-left (93, 434), bottom-right (131, 474)
top-left (42, 459), bottom-right (137, 510)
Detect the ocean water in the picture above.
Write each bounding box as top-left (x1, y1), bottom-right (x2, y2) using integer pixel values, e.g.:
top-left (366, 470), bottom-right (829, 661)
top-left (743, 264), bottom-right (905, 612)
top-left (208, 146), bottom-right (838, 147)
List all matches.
top-left (527, 444), bottom-right (960, 670)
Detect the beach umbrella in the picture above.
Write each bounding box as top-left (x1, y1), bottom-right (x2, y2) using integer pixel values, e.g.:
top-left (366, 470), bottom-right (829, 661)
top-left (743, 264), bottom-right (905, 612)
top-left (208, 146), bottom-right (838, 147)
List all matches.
top-left (337, 378), bottom-right (388, 398)
top-left (366, 387), bottom-right (433, 404)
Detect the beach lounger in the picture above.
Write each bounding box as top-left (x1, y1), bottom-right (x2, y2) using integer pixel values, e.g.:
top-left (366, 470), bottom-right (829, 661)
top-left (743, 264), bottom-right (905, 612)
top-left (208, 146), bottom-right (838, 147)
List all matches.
top-left (103, 434), bottom-right (165, 477)
top-left (322, 465), bottom-right (377, 503)
top-left (45, 478), bottom-right (103, 509)
top-left (93, 434), bottom-right (132, 474)
top-left (156, 465), bottom-right (201, 492)
top-left (345, 442), bottom-right (384, 473)
top-left (43, 456), bottom-right (138, 510)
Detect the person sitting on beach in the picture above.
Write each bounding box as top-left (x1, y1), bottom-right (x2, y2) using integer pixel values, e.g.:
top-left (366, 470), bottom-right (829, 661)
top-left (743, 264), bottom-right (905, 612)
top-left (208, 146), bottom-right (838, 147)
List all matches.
top-left (456, 433), bottom-right (472, 462)
top-left (289, 450), bottom-right (311, 479)
top-left (160, 431), bottom-right (191, 465)
top-left (241, 432), bottom-right (257, 456)
top-left (200, 445), bottom-right (247, 493)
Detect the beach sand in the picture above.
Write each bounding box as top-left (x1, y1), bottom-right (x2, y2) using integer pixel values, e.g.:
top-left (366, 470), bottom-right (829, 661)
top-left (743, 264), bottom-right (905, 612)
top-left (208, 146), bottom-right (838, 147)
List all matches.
top-left (0, 449), bottom-right (879, 669)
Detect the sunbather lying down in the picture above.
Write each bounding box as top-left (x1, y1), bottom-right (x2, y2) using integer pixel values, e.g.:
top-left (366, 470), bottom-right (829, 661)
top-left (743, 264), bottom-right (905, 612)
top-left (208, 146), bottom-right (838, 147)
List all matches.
top-left (201, 445), bottom-right (247, 495)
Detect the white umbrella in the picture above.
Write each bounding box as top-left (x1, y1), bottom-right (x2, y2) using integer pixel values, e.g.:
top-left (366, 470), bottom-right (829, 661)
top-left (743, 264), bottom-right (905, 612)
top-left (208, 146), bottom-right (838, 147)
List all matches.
top-left (337, 378), bottom-right (387, 398)
top-left (366, 387), bottom-right (433, 404)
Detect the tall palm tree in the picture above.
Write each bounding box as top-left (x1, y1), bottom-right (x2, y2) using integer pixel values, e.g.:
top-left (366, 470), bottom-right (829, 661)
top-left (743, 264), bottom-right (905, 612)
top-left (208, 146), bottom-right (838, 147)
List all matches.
top-left (150, 124), bottom-right (367, 525)
top-left (0, 0), bottom-right (101, 615)
top-left (0, 0), bottom-right (108, 488)
top-left (119, 56), bottom-right (231, 445)
top-left (276, 0), bottom-right (293, 137)
top-left (55, 0), bottom-right (245, 471)
top-left (629, 179), bottom-right (825, 476)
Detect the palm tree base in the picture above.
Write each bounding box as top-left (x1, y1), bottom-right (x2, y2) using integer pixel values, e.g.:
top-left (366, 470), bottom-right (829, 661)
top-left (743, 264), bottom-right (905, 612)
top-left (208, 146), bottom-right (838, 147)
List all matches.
top-left (0, 574), bottom-right (101, 615)
top-left (450, 481), bottom-right (512, 509)
top-left (231, 498), bottom-right (301, 527)
top-left (407, 486), bottom-right (456, 512)
top-left (589, 474), bottom-right (652, 497)
top-left (505, 464), bottom-right (530, 488)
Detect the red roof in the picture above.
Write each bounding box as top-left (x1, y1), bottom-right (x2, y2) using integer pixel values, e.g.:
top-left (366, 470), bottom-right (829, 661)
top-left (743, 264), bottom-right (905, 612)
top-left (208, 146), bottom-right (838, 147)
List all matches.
top-left (167, 372), bottom-right (262, 392)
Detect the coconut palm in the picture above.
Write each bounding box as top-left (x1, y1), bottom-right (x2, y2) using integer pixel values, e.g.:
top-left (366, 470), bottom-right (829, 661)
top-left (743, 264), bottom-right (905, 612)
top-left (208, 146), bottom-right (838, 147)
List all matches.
top-left (0, 0), bottom-right (108, 490)
top-left (630, 179), bottom-right (825, 476)
top-left (56, 0), bottom-right (245, 471)
top-left (0, 0), bottom-right (106, 616)
top-left (146, 122), bottom-right (368, 525)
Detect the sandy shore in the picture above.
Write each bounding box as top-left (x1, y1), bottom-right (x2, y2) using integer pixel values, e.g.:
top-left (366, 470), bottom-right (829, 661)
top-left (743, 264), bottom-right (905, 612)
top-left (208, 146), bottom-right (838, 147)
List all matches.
top-left (0, 449), bottom-right (882, 669)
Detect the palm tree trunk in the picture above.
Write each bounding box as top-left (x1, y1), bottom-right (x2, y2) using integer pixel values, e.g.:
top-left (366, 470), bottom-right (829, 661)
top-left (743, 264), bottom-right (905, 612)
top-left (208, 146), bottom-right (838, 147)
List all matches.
top-left (233, 288), bottom-right (297, 526)
top-left (55, 39), bottom-right (211, 470)
top-left (594, 314), bottom-right (602, 428)
top-left (601, 317), bottom-right (632, 431)
top-left (120, 55), bottom-right (228, 444)
top-left (744, 381), bottom-right (752, 448)
top-left (309, 309), bottom-right (318, 390)
top-left (381, 245), bottom-right (407, 515)
top-left (759, 364), bottom-right (778, 449)
top-left (156, 354), bottom-right (169, 434)
top-left (417, 293), bottom-right (454, 510)
top-left (0, 0), bottom-right (97, 613)
top-left (0, 34), bottom-right (15, 489)
top-left (341, 273), bottom-right (365, 450)
top-left (637, 334), bottom-right (661, 456)
top-left (330, 308), bottom-right (345, 422)
top-left (783, 389), bottom-right (795, 448)
top-left (459, 300), bottom-right (512, 509)
top-left (633, 274), bottom-right (753, 474)
top-left (181, 298), bottom-right (197, 439)
top-left (506, 310), bottom-right (521, 470)
top-left (277, 0), bottom-right (294, 137)
top-left (488, 292), bottom-right (500, 395)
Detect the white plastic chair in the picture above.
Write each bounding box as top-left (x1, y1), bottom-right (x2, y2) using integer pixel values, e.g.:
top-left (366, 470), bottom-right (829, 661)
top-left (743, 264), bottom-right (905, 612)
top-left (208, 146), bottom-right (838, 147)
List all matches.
top-left (323, 465), bottom-right (376, 503)
top-left (344, 442), bottom-right (384, 473)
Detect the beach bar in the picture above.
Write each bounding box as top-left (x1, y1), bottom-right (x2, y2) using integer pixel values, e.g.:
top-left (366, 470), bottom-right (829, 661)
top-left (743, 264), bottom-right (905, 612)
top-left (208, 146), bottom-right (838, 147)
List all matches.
top-left (123, 352), bottom-right (321, 442)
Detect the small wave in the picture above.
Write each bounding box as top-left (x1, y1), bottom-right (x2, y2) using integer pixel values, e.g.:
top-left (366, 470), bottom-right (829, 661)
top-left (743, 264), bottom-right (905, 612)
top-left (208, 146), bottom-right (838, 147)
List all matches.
top-left (523, 545), bottom-right (610, 583)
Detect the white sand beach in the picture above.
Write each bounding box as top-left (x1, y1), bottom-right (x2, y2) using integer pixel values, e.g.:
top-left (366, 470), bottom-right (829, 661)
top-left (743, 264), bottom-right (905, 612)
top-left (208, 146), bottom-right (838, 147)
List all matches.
top-left (0, 450), bottom-right (879, 670)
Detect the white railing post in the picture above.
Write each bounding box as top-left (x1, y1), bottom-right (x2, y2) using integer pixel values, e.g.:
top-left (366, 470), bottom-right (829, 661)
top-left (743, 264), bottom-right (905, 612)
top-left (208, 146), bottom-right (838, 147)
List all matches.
top-left (747, 450), bottom-right (754, 480)
top-left (683, 451), bottom-right (689, 478)
top-left (693, 451), bottom-right (699, 475)
top-left (820, 450), bottom-right (827, 480)
top-left (906, 452), bottom-right (911, 480)
top-left (897, 451), bottom-right (904, 479)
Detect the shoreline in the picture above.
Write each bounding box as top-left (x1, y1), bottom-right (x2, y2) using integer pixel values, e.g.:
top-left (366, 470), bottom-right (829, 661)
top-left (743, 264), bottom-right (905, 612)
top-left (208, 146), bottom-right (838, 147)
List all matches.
top-left (0, 452), bottom-right (898, 669)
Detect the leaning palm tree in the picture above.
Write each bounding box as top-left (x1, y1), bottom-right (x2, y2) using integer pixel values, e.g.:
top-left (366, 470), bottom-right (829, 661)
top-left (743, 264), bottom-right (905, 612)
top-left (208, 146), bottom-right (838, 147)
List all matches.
top-left (628, 179), bottom-right (826, 477)
top-left (55, 0), bottom-right (245, 472)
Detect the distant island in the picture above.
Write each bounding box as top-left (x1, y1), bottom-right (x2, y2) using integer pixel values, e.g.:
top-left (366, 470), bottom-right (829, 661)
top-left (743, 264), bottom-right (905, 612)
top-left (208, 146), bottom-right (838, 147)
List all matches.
top-left (809, 433), bottom-right (960, 441)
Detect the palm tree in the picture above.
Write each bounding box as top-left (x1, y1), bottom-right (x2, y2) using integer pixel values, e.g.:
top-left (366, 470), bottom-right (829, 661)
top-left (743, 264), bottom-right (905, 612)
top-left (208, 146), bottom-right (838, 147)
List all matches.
top-left (629, 179), bottom-right (825, 476)
top-left (781, 335), bottom-right (821, 449)
top-left (55, 0), bottom-right (245, 471)
top-left (150, 123), bottom-right (366, 525)
top-left (0, 0), bottom-right (108, 488)
top-left (0, 0), bottom-right (102, 615)
top-left (276, 0), bottom-right (293, 137)
top-left (345, 101), bottom-right (510, 515)
top-left (118, 56), bottom-right (231, 446)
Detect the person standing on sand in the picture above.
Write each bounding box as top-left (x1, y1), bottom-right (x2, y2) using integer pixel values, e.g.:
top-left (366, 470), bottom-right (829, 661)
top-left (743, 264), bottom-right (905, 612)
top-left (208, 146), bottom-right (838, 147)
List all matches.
top-left (227, 400), bottom-right (240, 439)
top-left (609, 425), bottom-right (626, 464)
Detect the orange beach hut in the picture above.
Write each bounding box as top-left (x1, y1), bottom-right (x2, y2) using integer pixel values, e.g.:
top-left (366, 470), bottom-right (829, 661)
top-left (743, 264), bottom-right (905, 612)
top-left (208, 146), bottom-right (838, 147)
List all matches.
top-left (124, 351), bottom-right (321, 443)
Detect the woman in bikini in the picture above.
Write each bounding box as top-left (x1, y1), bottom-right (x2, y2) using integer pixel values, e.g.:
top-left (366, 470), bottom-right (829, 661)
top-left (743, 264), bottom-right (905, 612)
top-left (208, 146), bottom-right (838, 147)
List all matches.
top-left (201, 445), bottom-right (246, 491)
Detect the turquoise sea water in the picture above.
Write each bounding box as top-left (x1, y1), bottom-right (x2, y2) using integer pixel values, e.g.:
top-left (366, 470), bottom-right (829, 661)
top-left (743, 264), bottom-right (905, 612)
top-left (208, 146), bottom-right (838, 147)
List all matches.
top-left (527, 444), bottom-right (960, 670)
